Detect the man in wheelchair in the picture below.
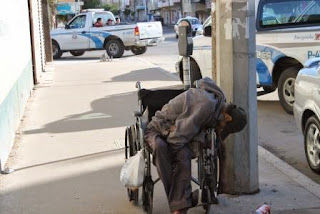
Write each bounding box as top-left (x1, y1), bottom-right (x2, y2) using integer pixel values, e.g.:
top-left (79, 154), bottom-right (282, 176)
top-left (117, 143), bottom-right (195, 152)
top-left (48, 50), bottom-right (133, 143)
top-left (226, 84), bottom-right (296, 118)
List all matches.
top-left (144, 78), bottom-right (247, 214)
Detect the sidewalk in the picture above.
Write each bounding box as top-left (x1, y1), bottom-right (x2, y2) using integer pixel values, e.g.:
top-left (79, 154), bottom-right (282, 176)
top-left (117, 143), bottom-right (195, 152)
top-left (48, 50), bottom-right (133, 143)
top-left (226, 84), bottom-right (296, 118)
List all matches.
top-left (1, 56), bottom-right (320, 214)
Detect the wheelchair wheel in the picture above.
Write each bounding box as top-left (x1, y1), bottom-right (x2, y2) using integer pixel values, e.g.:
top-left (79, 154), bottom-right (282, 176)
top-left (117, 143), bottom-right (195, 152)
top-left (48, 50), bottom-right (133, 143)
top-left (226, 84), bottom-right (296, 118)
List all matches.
top-left (204, 204), bottom-right (213, 214)
top-left (142, 176), bottom-right (154, 214)
top-left (201, 149), bottom-right (220, 212)
top-left (125, 126), bottom-right (138, 159)
top-left (127, 189), bottom-right (139, 205)
top-left (125, 126), bottom-right (139, 204)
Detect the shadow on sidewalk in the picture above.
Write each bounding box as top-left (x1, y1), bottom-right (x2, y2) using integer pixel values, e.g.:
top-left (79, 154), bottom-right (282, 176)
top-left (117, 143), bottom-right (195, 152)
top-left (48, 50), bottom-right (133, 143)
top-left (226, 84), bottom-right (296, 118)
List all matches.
top-left (24, 92), bottom-right (138, 134)
top-left (0, 151), bottom-right (149, 214)
top-left (54, 54), bottom-right (135, 62)
top-left (103, 68), bottom-right (179, 83)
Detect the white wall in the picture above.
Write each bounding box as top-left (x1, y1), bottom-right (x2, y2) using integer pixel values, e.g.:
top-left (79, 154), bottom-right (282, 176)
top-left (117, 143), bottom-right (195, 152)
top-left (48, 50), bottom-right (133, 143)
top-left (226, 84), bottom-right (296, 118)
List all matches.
top-left (0, 0), bottom-right (45, 169)
top-left (0, 0), bottom-right (32, 104)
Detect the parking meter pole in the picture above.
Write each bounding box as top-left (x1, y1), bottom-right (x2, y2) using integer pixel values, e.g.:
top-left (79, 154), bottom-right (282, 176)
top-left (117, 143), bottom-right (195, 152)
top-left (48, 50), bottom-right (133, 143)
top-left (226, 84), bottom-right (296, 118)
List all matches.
top-left (178, 19), bottom-right (193, 89)
top-left (183, 56), bottom-right (191, 89)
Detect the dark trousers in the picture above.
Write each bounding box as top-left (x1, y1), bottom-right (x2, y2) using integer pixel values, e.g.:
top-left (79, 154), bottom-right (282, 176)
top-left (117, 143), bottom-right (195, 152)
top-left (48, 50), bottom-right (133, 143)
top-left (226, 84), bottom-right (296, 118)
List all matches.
top-left (144, 129), bottom-right (193, 213)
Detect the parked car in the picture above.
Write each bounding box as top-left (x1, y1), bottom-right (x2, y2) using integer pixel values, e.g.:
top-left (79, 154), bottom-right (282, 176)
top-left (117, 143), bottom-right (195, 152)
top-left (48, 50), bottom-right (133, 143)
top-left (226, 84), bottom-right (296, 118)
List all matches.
top-left (294, 57), bottom-right (320, 173)
top-left (174, 17), bottom-right (202, 38)
top-left (175, 0), bottom-right (320, 114)
top-left (51, 10), bottom-right (164, 59)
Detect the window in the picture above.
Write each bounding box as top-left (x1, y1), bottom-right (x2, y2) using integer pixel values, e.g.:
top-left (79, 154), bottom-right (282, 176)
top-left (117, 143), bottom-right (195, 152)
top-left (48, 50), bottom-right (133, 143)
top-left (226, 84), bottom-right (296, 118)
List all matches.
top-left (258, 0), bottom-right (320, 29)
top-left (69, 15), bottom-right (86, 29)
top-left (93, 12), bottom-right (115, 26)
top-left (188, 18), bottom-right (200, 25)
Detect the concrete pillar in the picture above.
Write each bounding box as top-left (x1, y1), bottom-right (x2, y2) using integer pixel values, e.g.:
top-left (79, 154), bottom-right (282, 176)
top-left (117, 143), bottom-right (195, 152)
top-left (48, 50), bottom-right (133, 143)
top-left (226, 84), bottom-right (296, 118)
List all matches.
top-left (42, 0), bottom-right (53, 63)
top-left (212, 0), bottom-right (259, 194)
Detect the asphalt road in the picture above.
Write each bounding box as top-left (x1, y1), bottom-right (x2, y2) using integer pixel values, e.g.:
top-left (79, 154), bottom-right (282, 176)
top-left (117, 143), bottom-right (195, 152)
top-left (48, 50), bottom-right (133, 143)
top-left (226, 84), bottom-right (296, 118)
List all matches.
top-left (60, 26), bottom-right (320, 184)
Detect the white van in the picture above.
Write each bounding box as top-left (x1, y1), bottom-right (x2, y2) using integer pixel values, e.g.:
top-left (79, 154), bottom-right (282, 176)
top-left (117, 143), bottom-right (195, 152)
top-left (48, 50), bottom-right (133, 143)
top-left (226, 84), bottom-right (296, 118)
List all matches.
top-left (175, 0), bottom-right (320, 114)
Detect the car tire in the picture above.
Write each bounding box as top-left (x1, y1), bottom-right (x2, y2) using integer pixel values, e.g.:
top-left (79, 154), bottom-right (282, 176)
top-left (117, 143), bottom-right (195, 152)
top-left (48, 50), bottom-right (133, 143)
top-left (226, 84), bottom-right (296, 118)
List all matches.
top-left (278, 67), bottom-right (299, 114)
top-left (130, 46), bottom-right (147, 55)
top-left (263, 86), bottom-right (275, 93)
top-left (179, 61), bottom-right (202, 87)
top-left (106, 40), bottom-right (124, 58)
top-left (176, 34), bottom-right (178, 39)
top-left (304, 116), bottom-right (320, 174)
top-left (190, 61), bottom-right (202, 86)
top-left (52, 40), bottom-right (63, 59)
top-left (70, 51), bottom-right (85, 56)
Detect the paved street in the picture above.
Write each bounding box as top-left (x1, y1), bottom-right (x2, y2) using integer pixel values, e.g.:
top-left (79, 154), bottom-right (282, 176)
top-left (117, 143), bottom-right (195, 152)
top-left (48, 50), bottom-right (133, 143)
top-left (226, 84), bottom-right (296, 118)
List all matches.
top-left (1, 27), bottom-right (320, 214)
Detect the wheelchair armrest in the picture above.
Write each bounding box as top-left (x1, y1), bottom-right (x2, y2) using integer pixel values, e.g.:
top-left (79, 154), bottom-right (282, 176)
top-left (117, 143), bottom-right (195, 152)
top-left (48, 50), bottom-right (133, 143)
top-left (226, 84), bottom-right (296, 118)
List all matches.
top-left (133, 111), bottom-right (142, 117)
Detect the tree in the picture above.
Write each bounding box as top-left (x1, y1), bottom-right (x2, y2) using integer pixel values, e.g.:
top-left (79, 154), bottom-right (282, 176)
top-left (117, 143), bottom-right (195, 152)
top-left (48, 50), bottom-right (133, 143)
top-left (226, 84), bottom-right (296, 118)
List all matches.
top-left (101, 4), bottom-right (119, 15)
top-left (83, 0), bottom-right (101, 9)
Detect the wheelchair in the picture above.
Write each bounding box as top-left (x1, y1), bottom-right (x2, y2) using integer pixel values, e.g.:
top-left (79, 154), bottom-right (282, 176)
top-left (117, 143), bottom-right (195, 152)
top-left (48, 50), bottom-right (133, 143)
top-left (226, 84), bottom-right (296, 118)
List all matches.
top-left (124, 82), bottom-right (221, 214)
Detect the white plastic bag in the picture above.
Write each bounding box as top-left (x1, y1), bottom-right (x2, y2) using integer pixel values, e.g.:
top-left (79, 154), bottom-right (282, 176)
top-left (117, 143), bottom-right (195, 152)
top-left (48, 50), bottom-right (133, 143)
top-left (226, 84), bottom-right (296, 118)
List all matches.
top-left (120, 150), bottom-right (145, 189)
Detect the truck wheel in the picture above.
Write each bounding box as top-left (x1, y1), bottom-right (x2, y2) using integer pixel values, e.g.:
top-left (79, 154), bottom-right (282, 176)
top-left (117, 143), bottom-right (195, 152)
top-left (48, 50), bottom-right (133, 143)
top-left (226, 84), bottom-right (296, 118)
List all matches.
top-left (179, 61), bottom-right (202, 86)
top-left (70, 51), bottom-right (85, 56)
top-left (190, 61), bottom-right (202, 86)
top-left (263, 86), bottom-right (275, 93)
top-left (278, 67), bottom-right (299, 114)
top-left (52, 40), bottom-right (62, 59)
top-left (106, 40), bottom-right (124, 58)
top-left (130, 46), bottom-right (147, 55)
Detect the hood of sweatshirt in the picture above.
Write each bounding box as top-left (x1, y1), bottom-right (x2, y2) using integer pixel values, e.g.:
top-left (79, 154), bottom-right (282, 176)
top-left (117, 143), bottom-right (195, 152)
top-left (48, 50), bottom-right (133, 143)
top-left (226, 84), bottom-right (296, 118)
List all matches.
top-left (197, 77), bottom-right (226, 124)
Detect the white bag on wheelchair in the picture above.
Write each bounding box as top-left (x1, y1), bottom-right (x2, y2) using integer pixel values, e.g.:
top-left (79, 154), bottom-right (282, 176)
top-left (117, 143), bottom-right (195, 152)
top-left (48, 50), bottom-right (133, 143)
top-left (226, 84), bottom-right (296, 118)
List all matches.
top-left (120, 150), bottom-right (145, 189)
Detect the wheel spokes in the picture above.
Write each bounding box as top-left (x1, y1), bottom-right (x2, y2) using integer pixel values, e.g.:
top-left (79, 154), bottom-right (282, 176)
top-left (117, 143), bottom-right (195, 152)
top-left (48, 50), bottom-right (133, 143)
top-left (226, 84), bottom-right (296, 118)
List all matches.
top-left (283, 78), bottom-right (295, 104)
top-left (307, 124), bottom-right (320, 166)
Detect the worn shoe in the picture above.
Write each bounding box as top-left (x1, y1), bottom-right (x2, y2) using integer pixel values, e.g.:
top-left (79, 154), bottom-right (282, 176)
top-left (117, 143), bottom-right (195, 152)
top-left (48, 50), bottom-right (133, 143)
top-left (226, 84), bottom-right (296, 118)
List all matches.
top-left (172, 208), bottom-right (188, 214)
top-left (191, 189), bottom-right (199, 207)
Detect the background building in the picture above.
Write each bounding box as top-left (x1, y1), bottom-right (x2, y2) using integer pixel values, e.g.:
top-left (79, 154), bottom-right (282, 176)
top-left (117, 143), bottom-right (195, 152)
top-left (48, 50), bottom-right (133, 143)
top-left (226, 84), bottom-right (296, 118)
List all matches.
top-left (0, 0), bottom-right (49, 170)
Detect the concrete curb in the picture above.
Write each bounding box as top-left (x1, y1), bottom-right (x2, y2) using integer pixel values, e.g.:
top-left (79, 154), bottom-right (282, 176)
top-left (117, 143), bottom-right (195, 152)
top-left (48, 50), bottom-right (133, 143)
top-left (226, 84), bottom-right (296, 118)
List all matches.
top-left (259, 146), bottom-right (320, 199)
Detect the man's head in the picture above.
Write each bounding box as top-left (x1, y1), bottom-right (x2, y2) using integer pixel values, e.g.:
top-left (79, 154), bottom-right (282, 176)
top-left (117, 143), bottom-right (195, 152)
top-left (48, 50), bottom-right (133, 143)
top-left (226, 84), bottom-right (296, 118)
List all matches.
top-left (216, 103), bottom-right (247, 140)
top-left (97, 18), bottom-right (102, 23)
top-left (116, 17), bottom-right (120, 24)
top-left (107, 19), bottom-right (113, 25)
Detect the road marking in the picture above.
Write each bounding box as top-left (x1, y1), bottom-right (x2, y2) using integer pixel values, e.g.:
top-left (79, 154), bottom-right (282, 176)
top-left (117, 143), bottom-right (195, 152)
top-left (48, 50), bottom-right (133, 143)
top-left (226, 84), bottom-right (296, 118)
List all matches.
top-left (259, 146), bottom-right (320, 199)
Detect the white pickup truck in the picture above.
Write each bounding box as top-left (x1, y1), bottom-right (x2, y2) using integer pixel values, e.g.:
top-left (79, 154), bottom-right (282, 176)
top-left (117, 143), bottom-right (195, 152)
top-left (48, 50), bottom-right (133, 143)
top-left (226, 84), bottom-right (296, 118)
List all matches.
top-left (51, 10), bottom-right (164, 59)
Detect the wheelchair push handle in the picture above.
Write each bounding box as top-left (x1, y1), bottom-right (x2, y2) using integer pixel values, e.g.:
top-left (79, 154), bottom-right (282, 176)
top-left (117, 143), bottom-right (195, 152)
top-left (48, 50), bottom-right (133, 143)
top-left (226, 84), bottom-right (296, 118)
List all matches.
top-left (136, 81), bottom-right (141, 91)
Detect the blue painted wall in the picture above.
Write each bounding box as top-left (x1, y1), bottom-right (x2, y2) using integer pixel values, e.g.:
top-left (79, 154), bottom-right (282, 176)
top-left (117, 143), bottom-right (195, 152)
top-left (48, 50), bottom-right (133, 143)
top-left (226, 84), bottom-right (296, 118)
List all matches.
top-left (0, 1), bottom-right (34, 169)
top-left (0, 62), bottom-right (34, 169)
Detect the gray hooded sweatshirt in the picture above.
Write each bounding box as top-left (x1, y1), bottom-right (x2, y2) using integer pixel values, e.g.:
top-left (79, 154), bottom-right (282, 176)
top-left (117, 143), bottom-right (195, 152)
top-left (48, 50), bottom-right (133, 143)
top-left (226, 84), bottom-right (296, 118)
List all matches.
top-left (146, 77), bottom-right (226, 153)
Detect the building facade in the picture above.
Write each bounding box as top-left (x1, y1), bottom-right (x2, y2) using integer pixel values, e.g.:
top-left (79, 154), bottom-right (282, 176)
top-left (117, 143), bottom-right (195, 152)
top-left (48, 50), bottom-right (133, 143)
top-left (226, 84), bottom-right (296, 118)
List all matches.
top-left (0, 0), bottom-right (48, 170)
top-left (138, 0), bottom-right (210, 24)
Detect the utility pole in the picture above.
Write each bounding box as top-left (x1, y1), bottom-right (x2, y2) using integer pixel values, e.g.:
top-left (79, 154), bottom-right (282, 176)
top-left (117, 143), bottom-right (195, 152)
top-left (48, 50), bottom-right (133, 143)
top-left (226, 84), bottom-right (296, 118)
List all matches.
top-left (180, 0), bottom-right (183, 18)
top-left (212, 0), bottom-right (259, 194)
top-left (168, 0), bottom-right (172, 24)
top-left (145, 0), bottom-right (148, 21)
top-left (42, 0), bottom-right (53, 62)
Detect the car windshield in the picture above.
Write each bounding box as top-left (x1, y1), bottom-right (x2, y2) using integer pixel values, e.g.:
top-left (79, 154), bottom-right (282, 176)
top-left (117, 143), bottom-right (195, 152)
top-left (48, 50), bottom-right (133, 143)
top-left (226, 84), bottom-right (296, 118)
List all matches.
top-left (177, 18), bottom-right (200, 25)
top-left (188, 18), bottom-right (200, 25)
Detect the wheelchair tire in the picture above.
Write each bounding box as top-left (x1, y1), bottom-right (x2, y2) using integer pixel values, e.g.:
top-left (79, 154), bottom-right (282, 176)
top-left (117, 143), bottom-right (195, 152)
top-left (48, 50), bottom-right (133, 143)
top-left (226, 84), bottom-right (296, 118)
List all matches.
top-left (127, 189), bottom-right (139, 205)
top-left (125, 126), bottom-right (138, 160)
top-left (204, 204), bottom-right (213, 214)
top-left (125, 126), bottom-right (140, 204)
top-left (142, 177), bottom-right (154, 214)
top-left (201, 148), bottom-right (220, 211)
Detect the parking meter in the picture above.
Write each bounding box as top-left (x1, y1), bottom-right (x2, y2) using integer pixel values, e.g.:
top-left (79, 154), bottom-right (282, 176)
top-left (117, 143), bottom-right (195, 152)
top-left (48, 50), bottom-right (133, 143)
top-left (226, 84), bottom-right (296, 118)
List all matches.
top-left (178, 19), bottom-right (193, 57)
top-left (178, 19), bottom-right (193, 89)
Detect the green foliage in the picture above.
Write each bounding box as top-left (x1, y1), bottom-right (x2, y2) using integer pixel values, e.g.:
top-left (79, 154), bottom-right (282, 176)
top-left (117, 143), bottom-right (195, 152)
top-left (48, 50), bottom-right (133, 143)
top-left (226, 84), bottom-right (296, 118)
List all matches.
top-left (124, 8), bottom-right (131, 16)
top-left (101, 4), bottom-right (119, 15)
top-left (83, 0), bottom-right (101, 9)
